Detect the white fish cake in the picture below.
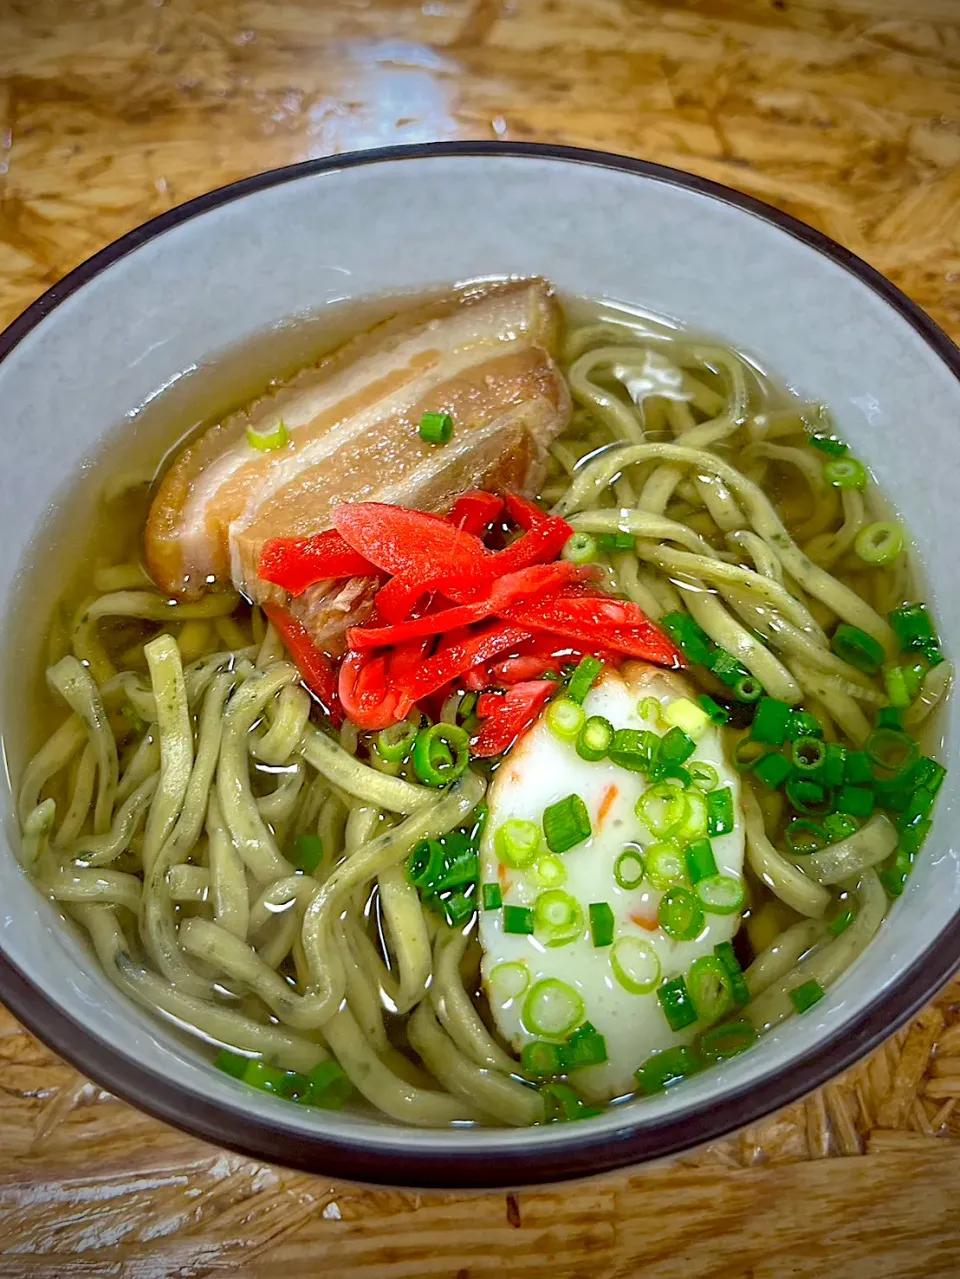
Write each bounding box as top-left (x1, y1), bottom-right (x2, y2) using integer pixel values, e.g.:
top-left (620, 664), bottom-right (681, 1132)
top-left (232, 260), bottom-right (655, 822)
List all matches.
top-left (479, 662), bottom-right (745, 1101)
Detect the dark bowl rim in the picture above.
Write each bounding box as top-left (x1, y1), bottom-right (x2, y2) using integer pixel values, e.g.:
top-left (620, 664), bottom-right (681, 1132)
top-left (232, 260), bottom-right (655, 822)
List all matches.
top-left (0, 140), bottom-right (958, 1190)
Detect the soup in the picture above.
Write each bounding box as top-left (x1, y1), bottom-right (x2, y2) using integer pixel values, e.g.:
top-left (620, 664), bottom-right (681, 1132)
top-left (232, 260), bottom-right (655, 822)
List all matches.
top-left (15, 280), bottom-right (952, 1127)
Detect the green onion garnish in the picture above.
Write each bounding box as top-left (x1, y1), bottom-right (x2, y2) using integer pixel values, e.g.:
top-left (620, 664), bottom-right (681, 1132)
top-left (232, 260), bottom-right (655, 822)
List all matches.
top-left (658, 886), bottom-right (705, 940)
top-left (246, 419), bottom-right (289, 451)
top-left (791, 735), bottom-right (827, 773)
top-left (808, 432), bottom-right (848, 457)
top-left (636, 782), bottom-right (688, 838)
top-left (751, 697), bottom-right (793, 746)
top-left (522, 978), bottom-right (584, 1038)
top-left (304, 1060), bottom-right (354, 1109)
top-left (688, 760), bottom-right (720, 792)
top-left (540, 1081), bottom-right (601, 1122)
top-left (661, 612), bottom-right (713, 666)
top-left (542, 794), bottom-right (592, 854)
top-left (215, 1049), bottom-right (249, 1079)
top-left (888, 602), bottom-right (939, 652)
top-left (576, 714), bottom-right (615, 762)
top-left (706, 787), bottom-right (735, 836)
top-left (566, 656), bottom-right (603, 704)
top-left (405, 838), bottom-right (445, 891)
top-left (714, 940), bottom-right (750, 1007)
top-left (913, 756), bottom-right (946, 794)
top-left (698, 1019), bottom-right (759, 1062)
top-left (607, 726), bottom-right (658, 772)
top-left (789, 978), bottom-right (826, 1014)
top-left (819, 742), bottom-right (848, 788)
top-left (375, 717), bottom-right (420, 763)
top-left (855, 520), bottom-right (904, 565)
top-left (844, 750), bottom-right (873, 785)
top-left (441, 890), bottom-right (475, 926)
top-left (883, 664), bottom-right (912, 707)
top-left (534, 889), bottom-right (585, 948)
top-left (785, 776), bottom-right (830, 815)
top-left (657, 976), bottom-right (697, 1031)
top-left (588, 901), bottom-right (615, 947)
top-left (784, 819), bottom-right (828, 855)
top-left (610, 936), bottom-right (660, 994)
top-left (733, 674), bottom-right (764, 703)
top-left (636, 1045), bottom-right (701, 1094)
top-left (830, 623), bottom-right (884, 675)
top-left (521, 1040), bottom-right (563, 1077)
top-left (876, 705), bottom-right (904, 730)
top-left (695, 874), bottom-right (745, 915)
top-left (546, 697), bottom-right (586, 742)
top-left (865, 728), bottom-right (919, 777)
top-left (560, 1025), bottom-right (608, 1070)
top-left (614, 846), bottom-right (645, 890)
top-left (481, 882), bottom-right (502, 911)
top-left (562, 531), bottom-right (598, 564)
top-left (836, 785), bottom-right (875, 818)
top-left (532, 853), bottom-right (568, 889)
top-left (488, 961), bottom-right (530, 1001)
top-left (698, 694), bottom-right (730, 724)
top-left (829, 906), bottom-right (856, 936)
top-left (684, 837), bottom-right (717, 884)
top-left (503, 904), bottom-right (535, 935)
top-left (597, 531), bottom-right (636, 551)
top-left (658, 726), bottom-right (697, 766)
top-left (822, 812), bottom-right (859, 841)
top-left (823, 456), bottom-right (867, 489)
top-left (753, 751), bottom-right (793, 790)
top-left (411, 722), bottom-right (470, 786)
top-left (644, 839), bottom-right (687, 890)
top-left (495, 818), bottom-right (541, 868)
top-left (418, 410), bottom-right (454, 444)
top-left (687, 954), bottom-right (735, 1023)
top-left (786, 709), bottom-right (823, 740)
top-left (242, 1059), bottom-right (303, 1096)
top-left (291, 833), bottom-right (324, 873)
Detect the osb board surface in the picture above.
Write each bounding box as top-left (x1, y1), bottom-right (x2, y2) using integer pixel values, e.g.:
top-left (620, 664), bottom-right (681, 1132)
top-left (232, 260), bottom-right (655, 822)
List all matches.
top-left (0, 0), bottom-right (959, 1274)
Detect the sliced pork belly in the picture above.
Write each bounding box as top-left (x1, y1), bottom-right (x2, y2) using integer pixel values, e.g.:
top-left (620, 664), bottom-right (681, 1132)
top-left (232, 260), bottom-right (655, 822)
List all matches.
top-left (145, 280), bottom-right (571, 637)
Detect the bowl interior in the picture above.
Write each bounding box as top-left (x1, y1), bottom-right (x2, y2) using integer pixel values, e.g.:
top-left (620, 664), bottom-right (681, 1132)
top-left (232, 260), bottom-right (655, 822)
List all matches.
top-left (0, 147), bottom-right (957, 1185)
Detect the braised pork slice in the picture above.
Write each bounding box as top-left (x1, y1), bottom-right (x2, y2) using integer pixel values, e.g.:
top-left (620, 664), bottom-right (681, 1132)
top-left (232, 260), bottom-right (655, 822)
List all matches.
top-left (144, 280), bottom-right (572, 641)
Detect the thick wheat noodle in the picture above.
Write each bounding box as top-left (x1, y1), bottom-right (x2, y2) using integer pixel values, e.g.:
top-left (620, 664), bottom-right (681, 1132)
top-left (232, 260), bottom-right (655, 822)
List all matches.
top-left (744, 441), bottom-right (839, 540)
top-left (116, 732), bottom-right (160, 804)
top-left (18, 715), bottom-right (86, 826)
top-left (667, 398), bottom-right (745, 531)
top-left (612, 552), bottom-right (665, 618)
top-left (20, 799), bottom-right (56, 874)
top-left (141, 636), bottom-right (194, 874)
top-left (408, 1001), bottom-right (544, 1127)
top-left (337, 916), bottom-right (389, 1052)
top-left (568, 507), bottom-right (714, 556)
top-left (742, 787), bottom-right (831, 918)
top-left (44, 867), bottom-right (142, 914)
top-left (799, 815), bottom-right (899, 885)
top-left (430, 924), bottom-right (519, 1074)
top-left (788, 660), bottom-right (873, 745)
top-left (678, 583), bottom-right (802, 703)
top-left (745, 919), bottom-right (830, 998)
top-left (47, 657), bottom-right (119, 835)
top-left (217, 663), bottom-right (298, 883)
top-left (250, 682), bottom-right (310, 764)
top-left (804, 489), bottom-right (867, 569)
top-left (377, 862), bottom-right (432, 1014)
top-left (167, 865), bottom-right (210, 902)
top-left (906, 662), bottom-right (953, 727)
top-left (726, 529), bottom-right (784, 584)
top-left (73, 775), bottom-right (158, 866)
top-left (75, 903), bottom-right (327, 1073)
top-left (300, 720), bottom-right (435, 813)
top-left (256, 763), bottom-right (304, 823)
top-left (556, 442), bottom-right (895, 651)
top-left (55, 744), bottom-right (97, 848)
top-left (206, 792), bottom-right (250, 940)
top-left (565, 346), bottom-right (647, 442)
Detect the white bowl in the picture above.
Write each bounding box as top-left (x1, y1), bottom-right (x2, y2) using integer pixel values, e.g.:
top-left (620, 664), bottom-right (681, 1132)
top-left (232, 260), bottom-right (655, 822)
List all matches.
top-left (0, 143), bottom-right (957, 1187)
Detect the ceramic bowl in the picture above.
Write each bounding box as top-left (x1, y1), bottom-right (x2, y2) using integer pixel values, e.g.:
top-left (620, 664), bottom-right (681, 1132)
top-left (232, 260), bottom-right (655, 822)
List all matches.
top-left (0, 143), bottom-right (957, 1188)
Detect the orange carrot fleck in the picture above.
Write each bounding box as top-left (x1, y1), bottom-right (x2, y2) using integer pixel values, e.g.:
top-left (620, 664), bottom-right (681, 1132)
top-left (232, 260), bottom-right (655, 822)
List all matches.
top-left (597, 784), bottom-right (619, 827)
top-left (498, 862), bottom-right (512, 895)
top-left (630, 909), bottom-right (659, 932)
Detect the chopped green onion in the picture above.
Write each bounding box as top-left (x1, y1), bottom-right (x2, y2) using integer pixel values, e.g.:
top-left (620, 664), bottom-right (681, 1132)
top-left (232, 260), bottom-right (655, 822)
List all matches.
top-left (610, 937), bottom-right (661, 994)
top-left (829, 906), bottom-right (857, 936)
top-left (546, 697), bottom-right (586, 742)
top-left (836, 785), bottom-right (875, 818)
top-left (636, 782), bottom-right (688, 838)
top-left (242, 1059), bottom-right (303, 1096)
top-left (495, 818), bottom-right (541, 868)
top-left (808, 432), bottom-right (848, 457)
top-left (752, 698), bottom-right (793, 745)
top-left (789, 978), bottom-right (826, 1014)
top-left (687, 955), bottom-right (735, 1023)
top-left (888, 602), bottom-right (939, 652)
top-left (532, 853), bottom-right (568, 889)
top-left (913, 757), bottom-right (947, 795)
top-left (714, 940), bottom-right (750, 1007)
top-left (844, 751), bottom-right (873, 785)
top-left (644, 840), bottom-right (687, 890)
top-left (822, 812), bottom-right (859, 842)
top-left (698, 1018), bottom-right (759, 1062)
top-left (534, 889), bottom-right (585, 947)
top-left (521, 1040), bottom-right (563, 1076)
top-left (638, 695), bottom-right (663, 726)
top-left (819, 742), bottom-right (848, 788)
top-left (855, 521), bottom-right (904, 565)
top-left (481, 882), bottom-right (502, 911)
top-left (607, 726), bottom-right (658, 772)
top-left (830, 623), bottom-right (884, 675)
top-left (675, 788), bottom-right (708, 843)
top-left (883, 664), bottom-right (912, 708)
top-left (291, 833), bottom-right (324, 874)
top-left (441, 890), bottom-right (475, 926)
top-left (375, 717), bottom-right (420, 763)
top-left (753, 751), bottom-right (793, 790)
top-left (522, 978), bottom-right (584, 1038)
top-left (614, 846), bottom-right (646, 890)
top-left (786, 709), bottom-right (823, 741)
top-left (707, 648), bottom-right (747, 688)
top-left (540, 1081), bottom-right (600, 1122)
top-left (880, 846), bottom-right (914, 898)
top-left (698, 694), bottom-right (730, 724)
top-left (305, 1060), bottom-right (354, 1109)
top-left (503, 904), bottom-right (535, 935)
top-left (215, 1049), bottom-right (250, 1079)
top-left (824, 456), bottom-right (867, 489)
top-left (588, 901), bottom-right (615, 947)
top-left (695, 874), bottom-right (745, 915)
top-left (733, 674), bottom-right (764, 703)
top-left (785, 776), bottom-right (830, 815)
top-left (560, 1025), bottom-right (608, 1070)
top-left (576, 715), bottom-right (615, 762)
top-left (784, 819), bottom-right (828, 855)
top-left (246, 419), bottom-right (289, 451)
top-left (418, 410), bottom-right (454, 444)
top-left (566, 656), bottom-right (603, 704)
top-left (684, 837), bottom-right (718, 884)
top-left (876, 706), bottom-right (904, 730)
top-left (411, 722), bottom-right (469, 786)
top-left (791, 735), bottom-right (827, 773)
top-left (707, 787), bottom-right (735, 837)
top-left (865, 728), bottom-right (919, 778)
top-left (636, 1045), bottom-right (701, 1094)
top-left (663, 698), bottom-right (710, 740)
top-left (543, 794), bottom-right (592, 854)
top-left (658, 886), bottom-right (705, 940)
top-left (734, 736), bottom-right (773, 772)
top-left (562, 531), bottom-right (598, 564)
top-left (433, 848), bottom-right (478, 893)
top-left (597, 530), bottom-right (636, 551)
top-left (661, 612), bottom-right (713, 666)
top-left (657, 976), bottom-right (697, 1031)
top-left (688, 761), bottom-right (720, 792)
top-left (659, 726), bottom-right (697, 766)
top-left (405, 838), bottom-right (446, 890)
top-left (489, 961), bottom-right (530, 1001)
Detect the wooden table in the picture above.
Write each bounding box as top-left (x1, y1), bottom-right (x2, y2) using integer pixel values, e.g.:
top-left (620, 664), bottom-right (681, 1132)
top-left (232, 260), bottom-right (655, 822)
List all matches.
top-left (1, 2), bottom-right (959, 1274)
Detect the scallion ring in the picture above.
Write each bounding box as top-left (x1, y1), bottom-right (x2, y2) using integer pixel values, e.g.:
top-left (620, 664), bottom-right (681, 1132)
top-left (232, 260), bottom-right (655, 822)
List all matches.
top-left (375, 716), bottom-right (421, 763)
top-left (824, 457), bottom-right (867, 489)
top-left (562, 531), bottom-right (598, 565)
top-left (855, 520), bottom-right (904, 565)
top-left (644, 840), bottom-right (687, 890)
top-left (534, 890), bottom-right (585, 948)
top-left (614, 846), bottom-right (646, 890)
top-left (610, 936), bottom-right (661, 994)
top-left (522, 979), bottom-right (585, 1039)
top-left (411, 722), bottom-right (469, 786)
top-left (688, 761), bottom-right (720, 792)
top-left (636, 783), bottom-right (689, 839)
top-left (246, 419), bottom-right (289, 451)
top-left (546, 697), bottom-right (586, 743)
